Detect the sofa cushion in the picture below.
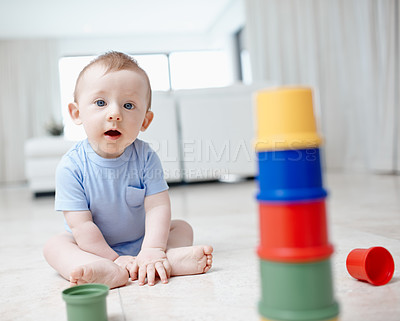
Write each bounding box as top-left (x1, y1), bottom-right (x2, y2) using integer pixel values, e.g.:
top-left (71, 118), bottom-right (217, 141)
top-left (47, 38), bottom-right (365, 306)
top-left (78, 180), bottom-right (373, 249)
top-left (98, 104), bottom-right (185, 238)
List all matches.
top-left (25, 136), bottom-right (77, 157)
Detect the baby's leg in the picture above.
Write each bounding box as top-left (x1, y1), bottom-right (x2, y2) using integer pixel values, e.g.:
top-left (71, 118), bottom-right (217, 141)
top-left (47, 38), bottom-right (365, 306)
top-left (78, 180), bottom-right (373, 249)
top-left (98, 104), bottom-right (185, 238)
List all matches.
top-left (43, 232), bottom-right (129, 289)
top-left (166, 220), bottom-right (213, 276)
top-left (167, 219), bottom-right (194, 248)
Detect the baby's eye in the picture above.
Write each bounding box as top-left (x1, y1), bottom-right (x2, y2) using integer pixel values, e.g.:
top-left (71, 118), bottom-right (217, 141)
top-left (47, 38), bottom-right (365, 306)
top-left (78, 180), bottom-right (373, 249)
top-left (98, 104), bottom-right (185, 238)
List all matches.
top-left (95, 100), bottom-right (106, 107)
top-left (123, 103), bottom-right (135, 110)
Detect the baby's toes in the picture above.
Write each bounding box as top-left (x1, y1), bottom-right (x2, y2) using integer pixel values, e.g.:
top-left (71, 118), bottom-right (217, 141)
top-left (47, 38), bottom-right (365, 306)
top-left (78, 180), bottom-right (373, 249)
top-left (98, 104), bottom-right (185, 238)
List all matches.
top-left (204, 246), bottom-right (213, 255)
top-left (203, 262), bottom-right (212, 273)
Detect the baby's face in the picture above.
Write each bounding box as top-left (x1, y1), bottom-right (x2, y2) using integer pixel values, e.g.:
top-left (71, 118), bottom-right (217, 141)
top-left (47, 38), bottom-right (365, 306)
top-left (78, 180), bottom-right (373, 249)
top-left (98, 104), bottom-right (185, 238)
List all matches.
top-left (71, 64), bottom-right (153, 158)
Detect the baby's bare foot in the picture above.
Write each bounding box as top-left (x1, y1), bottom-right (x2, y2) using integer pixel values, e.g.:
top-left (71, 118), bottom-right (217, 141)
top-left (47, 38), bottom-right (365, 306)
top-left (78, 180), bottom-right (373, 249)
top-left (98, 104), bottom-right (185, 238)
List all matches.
top-left (70, 260), bottom-right (129, 289)
top-left (167, 245), bottom-right (213, 276)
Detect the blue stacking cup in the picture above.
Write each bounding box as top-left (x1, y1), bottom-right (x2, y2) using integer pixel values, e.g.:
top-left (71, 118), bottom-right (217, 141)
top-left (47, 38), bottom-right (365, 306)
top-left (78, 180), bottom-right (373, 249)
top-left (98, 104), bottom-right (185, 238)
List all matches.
top-left (256, 148), bottom-right (327, 201)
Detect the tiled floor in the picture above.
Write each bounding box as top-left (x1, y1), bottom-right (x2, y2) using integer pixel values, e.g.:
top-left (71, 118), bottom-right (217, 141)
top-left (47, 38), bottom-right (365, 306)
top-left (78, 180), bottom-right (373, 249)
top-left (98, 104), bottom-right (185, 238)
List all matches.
top-left (1, 171), bottom-right (399, 321)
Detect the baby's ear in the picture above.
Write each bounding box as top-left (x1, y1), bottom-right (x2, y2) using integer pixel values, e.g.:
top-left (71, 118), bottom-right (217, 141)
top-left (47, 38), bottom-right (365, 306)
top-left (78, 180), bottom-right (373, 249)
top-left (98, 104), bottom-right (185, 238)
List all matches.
top-left (141, 111), bottom-right (154, 131)
top-left (68, 102), bottom-right (83, 125)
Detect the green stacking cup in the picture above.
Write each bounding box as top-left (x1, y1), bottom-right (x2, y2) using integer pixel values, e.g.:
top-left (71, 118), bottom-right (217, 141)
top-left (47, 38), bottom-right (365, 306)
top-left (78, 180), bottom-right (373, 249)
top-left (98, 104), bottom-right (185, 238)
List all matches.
top-left (62, 284), bottom-right (109, 321)
top-left (259, 259), bottom-right (339, 321)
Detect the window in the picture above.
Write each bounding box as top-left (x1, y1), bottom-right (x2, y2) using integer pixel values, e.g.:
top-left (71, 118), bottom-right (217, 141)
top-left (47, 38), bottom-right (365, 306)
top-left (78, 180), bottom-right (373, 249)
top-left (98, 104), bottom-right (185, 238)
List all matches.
top-left (132, 54), bottom-right (170, 91)
top-left (240, 50), bottom-right (252, 85)
top-left (235, 27), bottom-right (253, 85)
top-left (169, 50), bottom-right (232, 90)
top-left (59, 56), bottom-right (96, 141)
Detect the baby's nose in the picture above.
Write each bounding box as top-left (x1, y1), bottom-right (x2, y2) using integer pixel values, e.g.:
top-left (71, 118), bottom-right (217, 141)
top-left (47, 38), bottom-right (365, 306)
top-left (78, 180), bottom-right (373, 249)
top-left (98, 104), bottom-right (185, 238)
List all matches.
top-left (107, 106), bottom-right (122, 121)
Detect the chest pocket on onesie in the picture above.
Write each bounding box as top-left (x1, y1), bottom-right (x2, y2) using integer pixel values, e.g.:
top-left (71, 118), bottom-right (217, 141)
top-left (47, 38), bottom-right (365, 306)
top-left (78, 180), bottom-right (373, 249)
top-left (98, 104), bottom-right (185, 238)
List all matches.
top-left (126, 186), bottom-right (146, 208)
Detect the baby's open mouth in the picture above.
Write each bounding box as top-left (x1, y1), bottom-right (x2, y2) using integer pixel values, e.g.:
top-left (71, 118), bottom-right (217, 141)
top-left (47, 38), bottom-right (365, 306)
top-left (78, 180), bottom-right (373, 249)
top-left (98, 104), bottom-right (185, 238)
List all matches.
top-left (104, 130), bottom-right (121, 139)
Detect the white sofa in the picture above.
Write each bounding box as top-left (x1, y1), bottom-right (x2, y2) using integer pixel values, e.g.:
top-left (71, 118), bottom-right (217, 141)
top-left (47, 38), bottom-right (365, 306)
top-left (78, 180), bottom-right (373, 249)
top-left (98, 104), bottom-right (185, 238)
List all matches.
top-left (24, 136), bottom-right (76, 196)
top-left (176, 84), bottom-right (263, 182)
top-left (25, 84), bottom-right (274, 196)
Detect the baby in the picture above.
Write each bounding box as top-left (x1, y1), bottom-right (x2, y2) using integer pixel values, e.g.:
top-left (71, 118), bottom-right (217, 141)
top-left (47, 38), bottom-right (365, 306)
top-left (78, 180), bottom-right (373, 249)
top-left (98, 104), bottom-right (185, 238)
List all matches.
top-left (44, 51), bottom-right (213, 288)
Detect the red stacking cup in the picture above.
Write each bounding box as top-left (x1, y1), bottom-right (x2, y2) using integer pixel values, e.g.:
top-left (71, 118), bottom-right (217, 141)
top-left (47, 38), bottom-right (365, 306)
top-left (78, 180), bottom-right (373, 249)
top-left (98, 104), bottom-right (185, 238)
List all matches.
top-left (346, 246), bottom-right (395, 286)
top-left (257, 199), bottom-right (334, 263)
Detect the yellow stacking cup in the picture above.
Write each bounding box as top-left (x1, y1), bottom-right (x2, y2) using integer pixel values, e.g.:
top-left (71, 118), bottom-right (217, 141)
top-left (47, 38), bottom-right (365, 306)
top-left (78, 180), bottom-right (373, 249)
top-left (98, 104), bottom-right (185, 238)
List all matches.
top-left (255, 87), bottom-right (323, 152)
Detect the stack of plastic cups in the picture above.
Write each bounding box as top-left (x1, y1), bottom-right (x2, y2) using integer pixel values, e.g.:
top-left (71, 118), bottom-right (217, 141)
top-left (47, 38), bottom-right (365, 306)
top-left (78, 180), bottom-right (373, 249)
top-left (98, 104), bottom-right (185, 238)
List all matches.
top-left (255, 87), bottom-right (339, 321)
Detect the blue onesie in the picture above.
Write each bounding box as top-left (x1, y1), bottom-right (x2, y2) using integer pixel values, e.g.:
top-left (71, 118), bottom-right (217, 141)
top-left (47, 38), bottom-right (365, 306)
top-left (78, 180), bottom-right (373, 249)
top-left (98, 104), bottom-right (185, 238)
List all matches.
top-left (55, 138), bottom-right (169, 256)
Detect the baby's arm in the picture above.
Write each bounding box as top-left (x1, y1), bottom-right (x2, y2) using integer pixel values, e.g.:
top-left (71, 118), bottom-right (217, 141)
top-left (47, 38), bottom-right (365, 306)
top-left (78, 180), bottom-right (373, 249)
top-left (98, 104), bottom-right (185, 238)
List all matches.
top-left (135, 190), bottom-right (172, 285)
top-left (142, 190), bottom-right (171, 250)
top-left (65, 210), bottom-right (119, 261)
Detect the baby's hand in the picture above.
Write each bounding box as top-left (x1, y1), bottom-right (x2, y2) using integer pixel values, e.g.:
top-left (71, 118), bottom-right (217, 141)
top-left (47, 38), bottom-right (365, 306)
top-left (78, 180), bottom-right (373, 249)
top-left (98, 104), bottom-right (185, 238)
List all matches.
top-left (114, 255), bottom-right (136, 270)
top-left (135, 248), bottom-right (171, 286)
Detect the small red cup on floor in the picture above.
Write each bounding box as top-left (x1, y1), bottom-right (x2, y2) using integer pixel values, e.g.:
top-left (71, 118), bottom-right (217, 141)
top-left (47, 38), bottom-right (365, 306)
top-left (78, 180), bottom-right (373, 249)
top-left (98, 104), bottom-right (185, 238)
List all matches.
top-left (346, 247), bottom-right (395, 286)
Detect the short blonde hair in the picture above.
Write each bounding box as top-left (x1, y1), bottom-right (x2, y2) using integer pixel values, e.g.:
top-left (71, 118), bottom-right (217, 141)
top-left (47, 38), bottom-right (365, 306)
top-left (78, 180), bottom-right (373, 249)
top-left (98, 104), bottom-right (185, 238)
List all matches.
top-left (74, 51), bottom-right (152, 109)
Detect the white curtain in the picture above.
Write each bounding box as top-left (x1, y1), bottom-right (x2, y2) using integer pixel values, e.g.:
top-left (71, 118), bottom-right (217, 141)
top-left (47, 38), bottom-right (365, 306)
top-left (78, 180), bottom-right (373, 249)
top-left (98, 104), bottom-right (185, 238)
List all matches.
top-left (245, 0), bottom-right (399, 172)
top-left (0, 40), bottom-right (61, 183)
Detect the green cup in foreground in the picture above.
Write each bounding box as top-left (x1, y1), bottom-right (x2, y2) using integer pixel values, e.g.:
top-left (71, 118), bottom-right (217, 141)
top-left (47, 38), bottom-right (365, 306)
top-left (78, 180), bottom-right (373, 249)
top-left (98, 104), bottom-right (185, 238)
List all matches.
top-left (62, 283), bottom-right (109, 321)
top-left (259, 259), bottom-right (339, 321)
